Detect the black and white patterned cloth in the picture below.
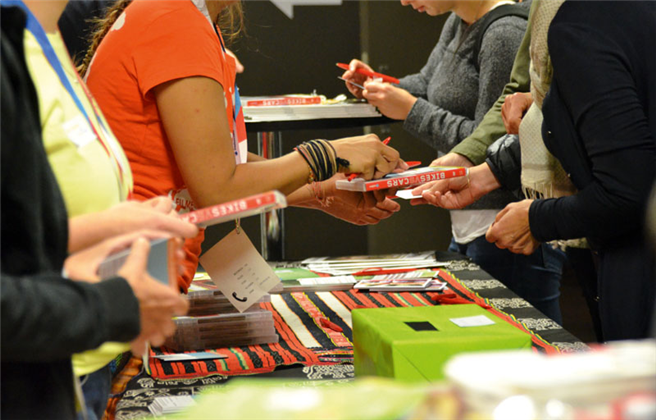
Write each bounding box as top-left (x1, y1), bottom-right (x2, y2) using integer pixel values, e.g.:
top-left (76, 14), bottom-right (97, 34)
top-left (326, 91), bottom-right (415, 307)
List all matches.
top-left (113, 252), bottom-right (586, 419)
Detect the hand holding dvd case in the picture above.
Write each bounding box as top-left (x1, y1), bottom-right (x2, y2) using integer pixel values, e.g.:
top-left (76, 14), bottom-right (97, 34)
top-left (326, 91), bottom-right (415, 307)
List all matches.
top-left (335, 166), bottom-right (467, 192)
top-left (98, 191), bottom-right (286, 284)
top-left (98, 237), bottom-right (178, 286)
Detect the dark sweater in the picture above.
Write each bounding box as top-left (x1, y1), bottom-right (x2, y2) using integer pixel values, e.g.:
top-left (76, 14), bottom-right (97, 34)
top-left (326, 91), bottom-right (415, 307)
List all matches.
top-left (0, 7), bottom-right (140, 418)
top-left (398, 4), bottom-right (528, 209)
top-left (531, 0), bottom-right (655, 340)
top-left (531, 0), bottom-right (656, 245)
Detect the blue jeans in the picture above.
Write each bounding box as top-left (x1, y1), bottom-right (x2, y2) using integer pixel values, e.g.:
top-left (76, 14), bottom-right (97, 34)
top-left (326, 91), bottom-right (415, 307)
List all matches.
top-left (77, 364), bottom-right (110, 420)
top-left (449, 236), bottom-right (565, 324)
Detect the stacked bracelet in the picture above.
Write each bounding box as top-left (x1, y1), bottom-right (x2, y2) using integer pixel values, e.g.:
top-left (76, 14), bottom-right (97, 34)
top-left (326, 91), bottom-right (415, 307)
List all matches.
top-left (296, 148), bottom-right (316, 184)
top-left (294, 139), bottom-right (350, 183)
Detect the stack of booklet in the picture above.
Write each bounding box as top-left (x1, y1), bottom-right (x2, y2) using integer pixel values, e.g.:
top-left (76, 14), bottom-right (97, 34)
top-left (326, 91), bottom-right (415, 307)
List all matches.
top-left (165, 275), bottom-right (278, 351)
top-left (273, 267), bottom-right (357, 293)
top-left (353, 270), bottom-right (447, 292)
top-left (301, 251), bottom-right (447, 276)
top-left (242, 95), bottom-right (381, 122)
top-left (148, 395), bottom-right (196, 417)
top-left (184, 278), bottom-right (272, 316)
top-left (272, 252), bottom-right (449, 293)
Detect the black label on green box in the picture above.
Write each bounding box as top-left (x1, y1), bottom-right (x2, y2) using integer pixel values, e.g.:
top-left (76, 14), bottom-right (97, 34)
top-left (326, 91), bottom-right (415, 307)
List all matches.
top-left (405, 321), bottom-right (438, 332)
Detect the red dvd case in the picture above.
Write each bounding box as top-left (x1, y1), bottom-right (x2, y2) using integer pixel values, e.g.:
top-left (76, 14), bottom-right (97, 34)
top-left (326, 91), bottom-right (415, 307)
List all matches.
top-left (335, 166), bottom-right (467, 192)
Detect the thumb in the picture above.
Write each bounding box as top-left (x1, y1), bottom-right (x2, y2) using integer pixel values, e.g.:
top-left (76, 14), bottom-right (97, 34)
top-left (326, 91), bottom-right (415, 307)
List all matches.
top-left (377, 198), bottom-right (401, 212)
top-left (485, 223), bottom-right (498, 243)
top-left (119, 237), bottom-right (151, 277)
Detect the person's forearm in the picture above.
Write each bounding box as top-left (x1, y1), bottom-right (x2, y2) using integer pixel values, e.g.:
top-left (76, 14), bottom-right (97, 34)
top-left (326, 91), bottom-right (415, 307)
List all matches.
top-left (451, 98), bottom-right (507, 165)
top-left (247, 151), bottom-right (266, 162)
top-left (190, 151), bottom-right (309, 208)
top-left (248, 152), bottom-right (316, 207)
top-left (404, 98), bottom-right (477, 152)
top-left (69, 212), bottom-right (120, 253)
top-left (470, 163), bottom-right (502, 198)
top-left (397, 73), bottom-right (428, 98)
top-left (1, 275), bottom-right (139, 362)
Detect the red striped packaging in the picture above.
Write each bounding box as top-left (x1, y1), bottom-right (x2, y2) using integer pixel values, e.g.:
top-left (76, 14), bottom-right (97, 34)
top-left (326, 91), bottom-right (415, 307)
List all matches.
top-left (181, 190), bottom-right (287, 227)
top-left (335, 166), bottom-right (467, 192)
top-left (243, 96), bottom-right (322, 107)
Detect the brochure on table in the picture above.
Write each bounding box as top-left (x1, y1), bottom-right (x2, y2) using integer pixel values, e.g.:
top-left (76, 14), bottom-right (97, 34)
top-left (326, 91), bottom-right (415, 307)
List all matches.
top-left (242, 94), bottom-right (381, 122)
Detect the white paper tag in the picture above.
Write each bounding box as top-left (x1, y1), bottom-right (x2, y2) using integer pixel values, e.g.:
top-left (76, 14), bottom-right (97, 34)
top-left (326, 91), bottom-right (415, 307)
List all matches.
top-left (199, 229), bottom-right (280, 312)
top-left (297, 275), bottom-right (357, 286)
top-left (62, 115), bottom-right (97, 148)
top-left (395, 189), bottom-right (423, 200)
top-left (450, 315), bottom-right (495, 328)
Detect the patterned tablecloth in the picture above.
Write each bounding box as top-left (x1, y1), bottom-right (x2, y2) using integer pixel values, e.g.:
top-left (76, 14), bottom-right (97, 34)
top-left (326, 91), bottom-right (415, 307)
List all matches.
top-left (108, 251), bottom-right (587, 419)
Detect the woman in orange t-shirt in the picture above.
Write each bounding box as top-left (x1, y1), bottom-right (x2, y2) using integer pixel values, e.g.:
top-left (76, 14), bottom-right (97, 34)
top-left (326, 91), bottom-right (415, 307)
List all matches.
top-left (82, 0), bottom-right (406, 291)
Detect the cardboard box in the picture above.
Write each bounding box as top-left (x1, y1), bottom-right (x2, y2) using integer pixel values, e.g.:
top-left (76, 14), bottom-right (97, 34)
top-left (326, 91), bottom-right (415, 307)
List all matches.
top-left (353, 305), bottom-right (532, 382)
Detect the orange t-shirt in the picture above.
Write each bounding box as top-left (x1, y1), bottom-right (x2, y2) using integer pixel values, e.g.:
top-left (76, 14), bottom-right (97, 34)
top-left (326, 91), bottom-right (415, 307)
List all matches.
top-left (86, 0), bottom-right (238, 291)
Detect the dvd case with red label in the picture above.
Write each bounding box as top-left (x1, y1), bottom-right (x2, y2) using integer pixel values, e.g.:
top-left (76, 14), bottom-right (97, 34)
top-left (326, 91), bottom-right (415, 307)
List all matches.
top-left (181, 190), bottom-right (286, 227)
top-left (165, 310), bottom-right (278, 351)
top-left (243, 95), bottom-right (322, 107)
top-left (335, 166), bottom-right (467, 192)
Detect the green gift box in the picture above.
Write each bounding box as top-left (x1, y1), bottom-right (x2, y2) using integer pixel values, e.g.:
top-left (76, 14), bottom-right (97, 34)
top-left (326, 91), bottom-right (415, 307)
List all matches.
top-left (353, 305), bottom-right (532, 382)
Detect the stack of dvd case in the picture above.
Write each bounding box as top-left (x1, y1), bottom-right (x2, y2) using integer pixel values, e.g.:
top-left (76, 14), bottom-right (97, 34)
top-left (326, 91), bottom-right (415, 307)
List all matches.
top-left (165, 276), bottom-right (278, 351)
top-left (185, 288), bottom-right (271, 317)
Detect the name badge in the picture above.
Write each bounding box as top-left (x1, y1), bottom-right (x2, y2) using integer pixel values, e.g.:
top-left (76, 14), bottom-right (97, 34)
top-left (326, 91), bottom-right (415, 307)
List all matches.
top-left (63, 115), bottom-right (97, 148)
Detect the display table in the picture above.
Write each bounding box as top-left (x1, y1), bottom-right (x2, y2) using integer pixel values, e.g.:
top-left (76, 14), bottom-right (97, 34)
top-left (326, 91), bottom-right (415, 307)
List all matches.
top-left (107, 252), bottom-right (586, 419)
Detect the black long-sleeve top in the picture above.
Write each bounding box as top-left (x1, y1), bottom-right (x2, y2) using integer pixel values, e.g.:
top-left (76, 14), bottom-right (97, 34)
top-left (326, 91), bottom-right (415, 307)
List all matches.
top-left (1, 7), bottom-right (140, 419)
top-left (529, 0), bottom-right (656, 246)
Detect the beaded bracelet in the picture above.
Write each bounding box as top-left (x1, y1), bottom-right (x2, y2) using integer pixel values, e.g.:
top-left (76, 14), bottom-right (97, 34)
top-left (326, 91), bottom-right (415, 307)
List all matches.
top-left (294, 139), bottom-right (350, 183)
top-left (295, 146), bottom-right (316, 183)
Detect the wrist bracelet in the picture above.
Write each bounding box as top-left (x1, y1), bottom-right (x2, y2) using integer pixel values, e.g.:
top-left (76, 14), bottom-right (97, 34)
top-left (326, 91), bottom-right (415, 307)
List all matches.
top-left (295, 148), bottom-right (316, 184)
top-left (294, 139), bottom-right (344, 182)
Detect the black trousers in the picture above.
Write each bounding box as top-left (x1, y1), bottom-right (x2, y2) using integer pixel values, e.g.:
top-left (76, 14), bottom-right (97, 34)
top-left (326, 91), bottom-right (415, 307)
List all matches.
top-left (597, 234), bottom-right (655, 341)
top-left (566, 247), bottom-right (604, 342)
